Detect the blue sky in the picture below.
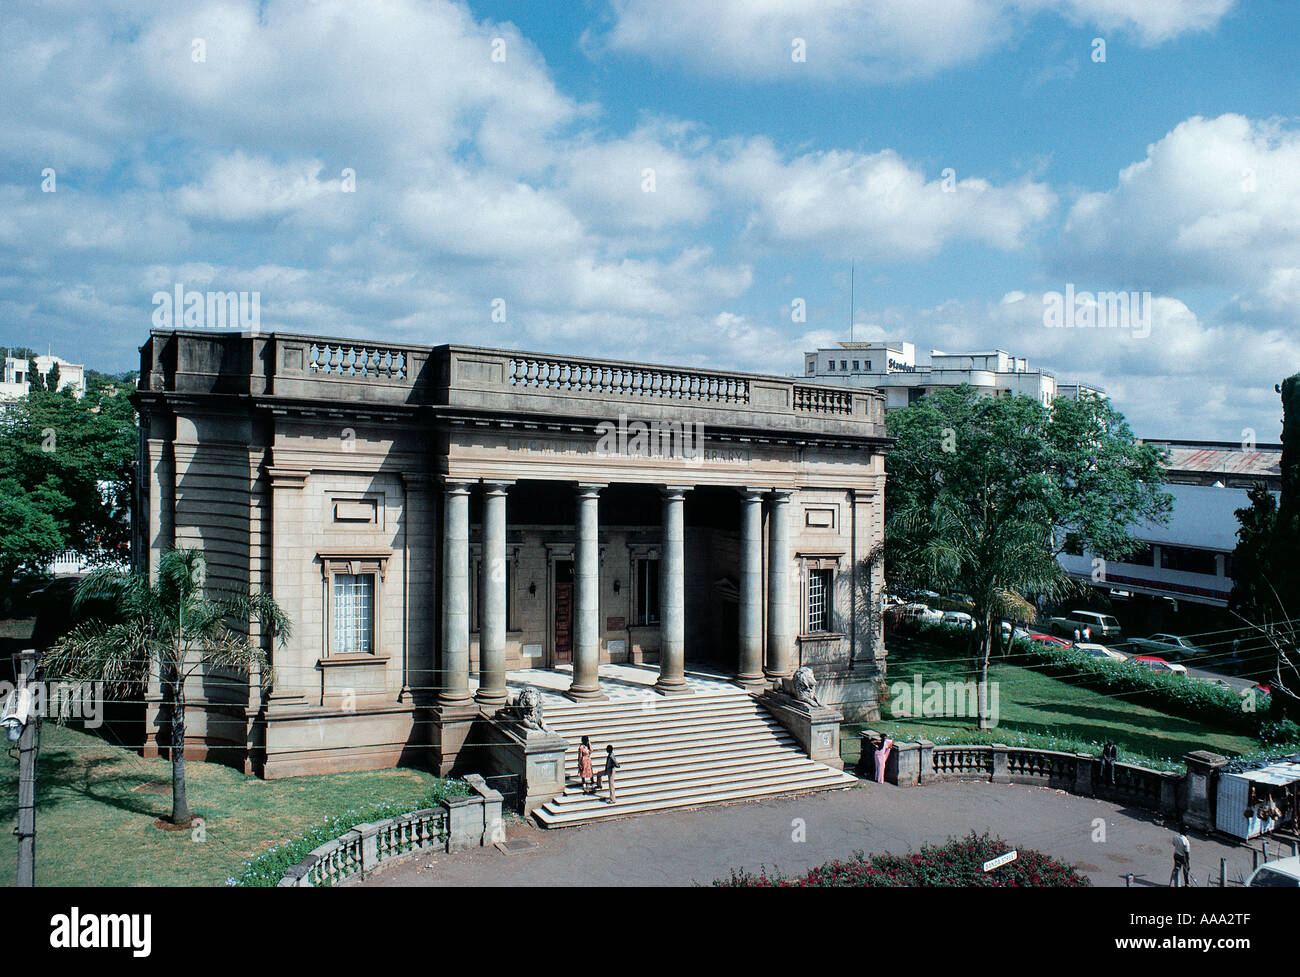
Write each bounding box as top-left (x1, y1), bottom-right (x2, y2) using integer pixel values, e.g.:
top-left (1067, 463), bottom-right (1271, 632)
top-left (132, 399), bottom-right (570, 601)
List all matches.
top-left (1, 0), bottom-right (1298, 439)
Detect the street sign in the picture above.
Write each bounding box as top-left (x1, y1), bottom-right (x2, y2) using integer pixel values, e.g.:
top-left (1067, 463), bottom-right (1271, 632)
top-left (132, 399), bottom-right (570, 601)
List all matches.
top-left (983, 850), bottom-right (1018, 872)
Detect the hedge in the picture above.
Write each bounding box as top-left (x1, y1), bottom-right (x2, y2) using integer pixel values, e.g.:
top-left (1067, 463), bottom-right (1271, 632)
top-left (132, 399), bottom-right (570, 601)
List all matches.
top-left (715, 832), bottom-right (1091, 887)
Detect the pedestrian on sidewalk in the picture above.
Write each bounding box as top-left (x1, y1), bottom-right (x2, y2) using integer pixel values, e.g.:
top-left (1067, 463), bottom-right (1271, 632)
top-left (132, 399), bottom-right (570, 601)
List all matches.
top-left (1171, 830), bottom-right (1192, 886)
top-left (577, 735), bottom-right (595, 794)
top-left (602, 743), bottom-right (622, 804)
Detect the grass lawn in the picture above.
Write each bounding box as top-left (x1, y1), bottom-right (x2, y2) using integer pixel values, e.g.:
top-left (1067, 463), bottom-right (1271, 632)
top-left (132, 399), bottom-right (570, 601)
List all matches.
top-left (1, 723), bottom-right (461, 886)
top-left (842, 636), bottom-right (1265, 771)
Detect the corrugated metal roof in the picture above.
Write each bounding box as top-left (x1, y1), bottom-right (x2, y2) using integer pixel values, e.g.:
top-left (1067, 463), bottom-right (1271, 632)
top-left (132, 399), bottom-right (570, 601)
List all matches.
top-left (1161, 445), bottom-right (1282, 478)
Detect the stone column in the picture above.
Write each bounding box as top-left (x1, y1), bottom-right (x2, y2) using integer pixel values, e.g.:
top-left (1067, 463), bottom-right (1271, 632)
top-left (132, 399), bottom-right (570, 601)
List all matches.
top-left (439, 479), bottom-right (472, 704)
top-left (766, 489), bottom-right (794, 678)
top-left (568, 484), bottom-right (607, 700)
top-left (736, 487), bottom-right (766, 689)
top-left (656, 487), bottom-right (690, 695)
top-left (475, 481), bottom-right (512, 705)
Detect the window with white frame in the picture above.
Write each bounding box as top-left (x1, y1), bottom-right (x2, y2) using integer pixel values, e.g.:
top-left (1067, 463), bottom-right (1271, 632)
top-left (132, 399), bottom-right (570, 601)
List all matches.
top-left (806, 568), bottom-right (833, 633)
top-left (333, 573), bottom-right (374, 654)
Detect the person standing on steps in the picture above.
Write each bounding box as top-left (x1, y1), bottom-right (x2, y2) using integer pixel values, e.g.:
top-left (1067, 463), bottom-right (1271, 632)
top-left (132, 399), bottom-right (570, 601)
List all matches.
top-left (601, 743), bottom-right (622, 804)
top-left (577, 735), bottom-right (595, 794)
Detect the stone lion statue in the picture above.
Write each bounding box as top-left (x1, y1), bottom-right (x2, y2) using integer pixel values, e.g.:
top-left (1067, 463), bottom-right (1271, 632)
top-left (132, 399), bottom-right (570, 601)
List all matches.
top-left (778, 666), bottom-right (821, 706)
top-left (499, 686), bottom-right (554, 733)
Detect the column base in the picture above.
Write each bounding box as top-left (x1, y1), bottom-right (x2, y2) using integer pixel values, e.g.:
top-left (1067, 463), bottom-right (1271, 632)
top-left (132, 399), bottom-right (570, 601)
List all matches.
top-left (430, 700), bottom-right (482, 777)
top-left (654, 680), bottom-right (693, 696)
top-left (565, 685), bottom-right (609, 702)
top-left (734, 673), bottom-right (770, 693)
top-left (474, 688), bottom-right (509, 706)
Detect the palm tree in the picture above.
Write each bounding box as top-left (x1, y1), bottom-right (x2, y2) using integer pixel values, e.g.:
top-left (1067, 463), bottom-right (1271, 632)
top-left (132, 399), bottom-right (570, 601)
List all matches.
top-left (44, 548), bottom-right (291, 826)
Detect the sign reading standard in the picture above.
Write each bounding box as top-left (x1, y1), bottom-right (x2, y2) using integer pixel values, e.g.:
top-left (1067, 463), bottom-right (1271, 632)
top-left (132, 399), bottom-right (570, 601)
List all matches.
top-left (983, 850), bottom-right (1018, 872)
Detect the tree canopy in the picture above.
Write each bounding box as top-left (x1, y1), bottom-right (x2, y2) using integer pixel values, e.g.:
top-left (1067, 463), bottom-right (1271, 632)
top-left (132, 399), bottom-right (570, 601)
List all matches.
top-left (884, 387), bottom-right (1171, 726)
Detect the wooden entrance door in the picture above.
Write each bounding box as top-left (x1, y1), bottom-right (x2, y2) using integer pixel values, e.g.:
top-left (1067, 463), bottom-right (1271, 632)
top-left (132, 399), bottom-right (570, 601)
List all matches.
top-left (553, 559), bottom-right (574, 665)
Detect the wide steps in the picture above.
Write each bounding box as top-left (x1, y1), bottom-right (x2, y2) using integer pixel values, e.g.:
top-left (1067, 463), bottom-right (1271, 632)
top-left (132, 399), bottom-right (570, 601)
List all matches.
top-left (533, 688), bottom-right (855, 827)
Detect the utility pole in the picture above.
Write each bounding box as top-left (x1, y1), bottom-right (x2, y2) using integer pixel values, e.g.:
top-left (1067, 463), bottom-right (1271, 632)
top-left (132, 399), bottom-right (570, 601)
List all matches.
top-left (6, 649), bottom-right (40, 886)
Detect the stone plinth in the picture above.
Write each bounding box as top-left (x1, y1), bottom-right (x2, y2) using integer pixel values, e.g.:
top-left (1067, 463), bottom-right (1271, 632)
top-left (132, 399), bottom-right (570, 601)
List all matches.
top-left (758, 690), bottom-right (844, 769)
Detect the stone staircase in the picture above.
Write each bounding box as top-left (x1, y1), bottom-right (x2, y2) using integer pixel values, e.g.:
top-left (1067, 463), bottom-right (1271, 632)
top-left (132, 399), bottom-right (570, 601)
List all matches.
top-left (532, 685), bottom-right (857, 828)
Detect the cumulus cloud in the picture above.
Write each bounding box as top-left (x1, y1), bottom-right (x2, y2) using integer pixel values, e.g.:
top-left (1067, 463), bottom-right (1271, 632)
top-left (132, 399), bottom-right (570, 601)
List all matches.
top-left (1054, 114), bottom-right (1300, 294)
top-left (588, 0), bottom-right (1235, 82)
top-left (714, 139), bottom-right (1054, 259)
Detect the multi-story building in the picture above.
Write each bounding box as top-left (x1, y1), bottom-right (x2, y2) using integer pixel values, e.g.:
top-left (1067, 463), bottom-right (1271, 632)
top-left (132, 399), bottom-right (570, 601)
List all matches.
top-left (1, 352), bottom-right (87, 400)
top-left (802, 340), bottom-right (1103, 409)
top-left (134, 330), bottom-right (887, 817)
top-left (1057, 439), bottom-right (1283, 610)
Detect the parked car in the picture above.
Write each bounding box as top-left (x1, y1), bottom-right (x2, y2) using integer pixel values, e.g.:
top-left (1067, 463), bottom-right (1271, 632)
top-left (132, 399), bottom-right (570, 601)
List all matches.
top-left (1047, 610), bottom-right (1123, 641)
top-left (1072, 642), bottom-right (1128, 661)
top-left (1126, 634), bottom-right (1205, 659)
top-left (1246, 856), bottom-right (1300, 887)
top-left (1026, 631), bottom-right (1072, 648)
top-left (941, 610), bottom-right (975, 630)
top-left (1131, 655), bottom-right (1188, 675)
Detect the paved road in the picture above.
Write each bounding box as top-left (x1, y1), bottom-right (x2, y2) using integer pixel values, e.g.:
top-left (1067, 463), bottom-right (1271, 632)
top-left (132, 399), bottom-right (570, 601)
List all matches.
top-left (354, 780), bottom-right (1276, 887)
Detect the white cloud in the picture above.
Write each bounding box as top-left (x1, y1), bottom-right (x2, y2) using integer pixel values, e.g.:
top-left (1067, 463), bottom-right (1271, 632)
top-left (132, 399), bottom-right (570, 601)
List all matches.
top-left (1055, 114), bottom-right (1300, 293)
top-left (589, 0), bottom-right (1235, 82)
top-left (715, 139), bottom-right (1054, 259)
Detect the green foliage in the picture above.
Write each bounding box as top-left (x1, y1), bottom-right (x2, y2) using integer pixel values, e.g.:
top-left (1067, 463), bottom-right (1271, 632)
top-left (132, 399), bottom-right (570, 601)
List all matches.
top-left (1012, 637), bottom-right (1268, 734)
top-left (0, 377), bottom-right (136, 594)
top-left (45, 548), bottom-right (293, 825)
top-left (716, 833), bottom-right (1091, 887)
top-left (884, 387), bottom-right (1171, 725)
top-left (228, 781), bottom-right (471, 887)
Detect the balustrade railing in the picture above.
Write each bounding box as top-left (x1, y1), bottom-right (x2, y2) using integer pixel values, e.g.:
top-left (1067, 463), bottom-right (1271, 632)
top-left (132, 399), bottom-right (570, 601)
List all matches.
top-left (507, 356), bottom-right (750, 405)
top-left (281, 807), bottom-right (448, 887)
top-left (308, 342), bottom-right (408, 381)
top-left (793, 384), bottom-right (855, 415)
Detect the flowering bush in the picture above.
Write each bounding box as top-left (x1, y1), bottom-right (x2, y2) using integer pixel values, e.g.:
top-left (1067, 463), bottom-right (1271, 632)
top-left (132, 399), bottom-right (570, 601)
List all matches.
top-left (715, 833), bottom-right (1091, 887)
top-left (227, 780), bottom-right (469, 886)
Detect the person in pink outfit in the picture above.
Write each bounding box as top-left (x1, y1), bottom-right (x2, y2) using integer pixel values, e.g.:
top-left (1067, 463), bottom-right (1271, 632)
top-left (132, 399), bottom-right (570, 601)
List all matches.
top-left (874, 737), bottom-right (894, 784)
top-left (577, 735), bottom-right (595, 794)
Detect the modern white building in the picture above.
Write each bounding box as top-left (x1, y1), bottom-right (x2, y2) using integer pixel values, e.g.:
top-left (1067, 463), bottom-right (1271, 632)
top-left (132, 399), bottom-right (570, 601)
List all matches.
top-left (1, 353), bottom-right (87, 401)
top-left (1058, 439), bottom-right (1283, 608)
top-left (802, 341), bottom-right (1103, 410)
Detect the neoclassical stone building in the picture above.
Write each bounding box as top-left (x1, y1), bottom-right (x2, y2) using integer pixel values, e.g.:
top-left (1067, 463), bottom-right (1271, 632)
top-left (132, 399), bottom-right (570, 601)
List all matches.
top-left (134, 330), bottom-right (890, 779)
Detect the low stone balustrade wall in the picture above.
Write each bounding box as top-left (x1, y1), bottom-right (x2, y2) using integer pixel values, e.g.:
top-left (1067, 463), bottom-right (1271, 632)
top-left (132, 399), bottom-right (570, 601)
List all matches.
top-left (859, 732), bottom-right (1182, 817)
top-left (278, 775), bottom-right (504, 886)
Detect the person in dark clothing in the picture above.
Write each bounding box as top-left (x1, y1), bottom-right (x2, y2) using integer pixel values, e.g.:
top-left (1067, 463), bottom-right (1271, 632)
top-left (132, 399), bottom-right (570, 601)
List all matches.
top-left (597, 743), bottom-right (621, 804)
top-left (1100, 742), bottom-right (1118, 786)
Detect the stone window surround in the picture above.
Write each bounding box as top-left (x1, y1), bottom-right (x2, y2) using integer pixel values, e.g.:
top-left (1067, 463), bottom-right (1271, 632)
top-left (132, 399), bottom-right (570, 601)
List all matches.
top-left (318, 549), bottom-right (392, 664)
top-left (796, 550), bottom-right (846, 639)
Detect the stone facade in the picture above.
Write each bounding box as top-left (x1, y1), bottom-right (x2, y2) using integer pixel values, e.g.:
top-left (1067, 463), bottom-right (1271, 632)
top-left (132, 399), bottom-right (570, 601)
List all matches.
top-left (134, 330), bottom-right (891, 777)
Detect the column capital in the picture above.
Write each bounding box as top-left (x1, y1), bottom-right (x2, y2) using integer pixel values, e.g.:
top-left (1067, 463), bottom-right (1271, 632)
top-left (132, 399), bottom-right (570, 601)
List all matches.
top-left (480, 479), bottom-right (515, 495)
top-left (737, 486), bottom-right (766, 502)
top-left (440, 476), bottom-right (474, 495)
top-left (575, 482), bottom-right (606, 499)
top-left (660, 484), bottom-right (692, 500)
top-left (769, 488), bottom-right (795, 502)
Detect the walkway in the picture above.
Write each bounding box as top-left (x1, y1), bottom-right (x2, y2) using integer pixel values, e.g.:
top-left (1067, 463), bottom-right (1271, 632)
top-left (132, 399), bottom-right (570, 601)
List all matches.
top-left (354, 779), bottom-right (1266, 887)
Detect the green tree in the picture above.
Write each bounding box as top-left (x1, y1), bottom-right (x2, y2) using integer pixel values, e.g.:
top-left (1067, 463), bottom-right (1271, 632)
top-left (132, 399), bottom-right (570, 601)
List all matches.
top-left (45, 549), bottom-right (292, 826)
top-left (26, 356), bottom-right (44, 392)
top-left (45, 360), bottom-right (61, 393)
top-left (885, 387), bottom-right (1171, 727)
top-left (0, 374), bottom-right (136, 593)
top-left (0, 477), bottom-right (68, 584)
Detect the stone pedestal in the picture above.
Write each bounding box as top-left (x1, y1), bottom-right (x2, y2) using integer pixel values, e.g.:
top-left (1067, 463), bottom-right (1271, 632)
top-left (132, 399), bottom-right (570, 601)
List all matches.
top-left (758, 690), bottom-right (844, 769)
top-left (479, 716), bottom-right (569, 815)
